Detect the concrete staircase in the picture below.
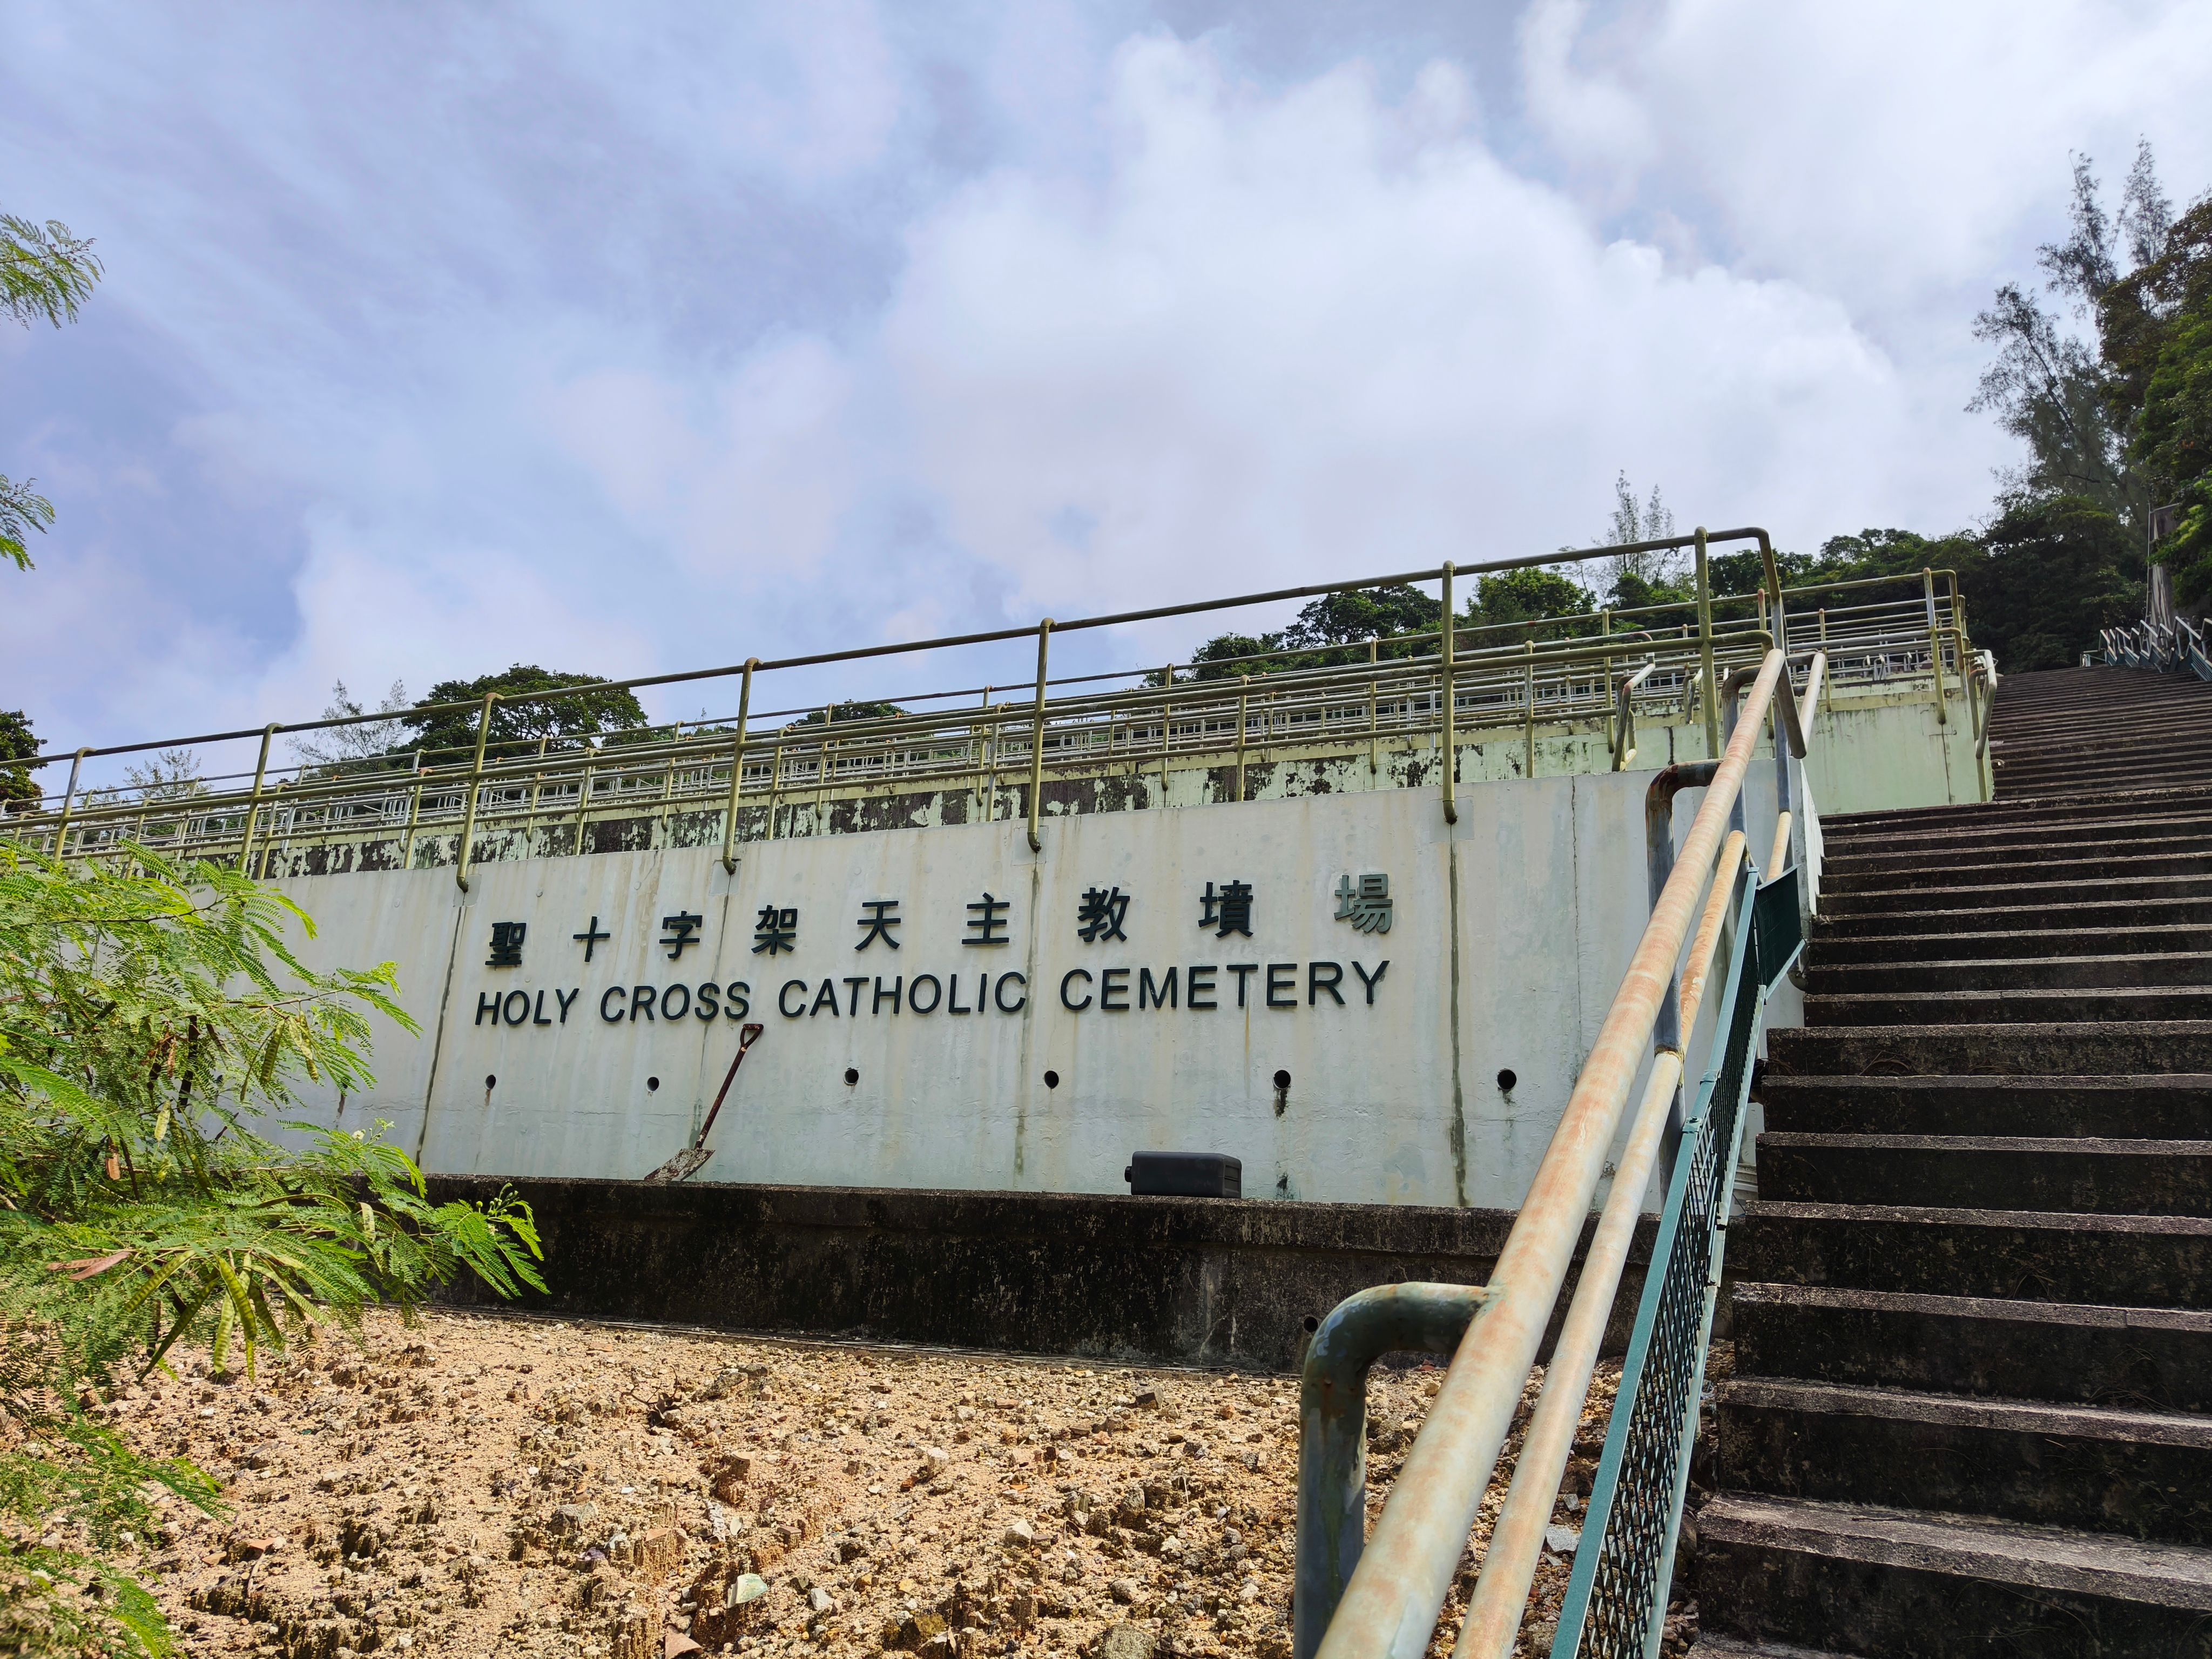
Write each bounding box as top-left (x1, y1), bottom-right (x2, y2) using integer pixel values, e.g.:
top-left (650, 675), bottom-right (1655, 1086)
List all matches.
top-left (1691, 667), bottom-right (2212, 1657)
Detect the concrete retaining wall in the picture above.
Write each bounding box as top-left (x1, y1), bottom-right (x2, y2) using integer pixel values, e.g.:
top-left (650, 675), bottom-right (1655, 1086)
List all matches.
top-left (431, 1177), bottom-right (1657, 1374)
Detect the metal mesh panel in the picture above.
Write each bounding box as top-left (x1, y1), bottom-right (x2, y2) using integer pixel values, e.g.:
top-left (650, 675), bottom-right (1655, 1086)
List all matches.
top-left (1554, 894), bottom-right (1765, 1659)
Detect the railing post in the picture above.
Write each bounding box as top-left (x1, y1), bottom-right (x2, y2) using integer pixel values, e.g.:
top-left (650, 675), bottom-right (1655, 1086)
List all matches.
top-left (1522, 638), bottom-right (1536, 779)
top-left (572, 743), bottom-right (597, 856)
top-left (721, 658), bottom-right (757, 874)
top-left (1366, 639), bottom-right (1379, 775)
top-left (1694, 528), bottom-right (1719, 756)
top-left (1159, 666), bottom-right (1174, 801)
top-left (401, 752), bottom-right (426, 868)
top-left (1440, 561), bottom-right (1458, 824)
top-left (766, 736), bottom-right (784, 840)
top-left (1027, 620), bottom-right (1053, 852)
top-left (1294, 1283), bottom-right (1491, 1659)
top-left (454, 691), bottom-right (497, 892)
top-left (1234, 675), bottom-right (1250, 802)
top-left (1600, 609), bottom-right (1614, 756)
top-left (972, 684), bottom-right (993, 822)
top-left (1923, 567), bottom-right (1947, 723)
top-left (237, 725), bottom-right (277, 876)
top-left (52, 746), bottom-right (90, 860)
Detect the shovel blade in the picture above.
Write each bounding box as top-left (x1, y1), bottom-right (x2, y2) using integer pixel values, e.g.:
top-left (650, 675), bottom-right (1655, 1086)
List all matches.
top-left (641, 1146), bottom-right (714, 1184)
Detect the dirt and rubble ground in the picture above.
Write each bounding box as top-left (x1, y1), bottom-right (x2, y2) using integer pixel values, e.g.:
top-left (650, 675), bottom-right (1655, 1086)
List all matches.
top-left (69, 1310), bottom-right (1676, 1659)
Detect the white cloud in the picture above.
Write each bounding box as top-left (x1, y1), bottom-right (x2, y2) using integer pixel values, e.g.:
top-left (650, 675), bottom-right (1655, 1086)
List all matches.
top-left (882, 34), bottom-right (1958, 621)
top-left (1520, 0), bottom-right (2212, 306)
top-left (541, 333), bottom-right (861, 583)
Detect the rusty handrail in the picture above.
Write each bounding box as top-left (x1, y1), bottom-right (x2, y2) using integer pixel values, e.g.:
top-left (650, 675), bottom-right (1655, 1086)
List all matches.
top-left (1311, 648), bottom-right (1792, 1659)
top-left (1453, 827), bottom-right (1748, 1659)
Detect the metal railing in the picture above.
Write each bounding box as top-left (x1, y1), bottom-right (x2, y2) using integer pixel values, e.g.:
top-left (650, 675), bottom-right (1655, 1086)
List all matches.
top-left (2101, 615), bottom-right (2212, 681)
top-left (12, 550), bottom-right (1961, 881)
top-left (1548, 860), bottom-right (1800, 1656)
top-left (1294, 644), bottom-right (1824, 1659)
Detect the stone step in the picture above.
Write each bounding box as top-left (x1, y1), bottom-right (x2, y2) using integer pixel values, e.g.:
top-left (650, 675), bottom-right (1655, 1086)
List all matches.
top-left (1821, 872), bottom-right (2212, 918)
top-left (1813, 896), bottom-right (2212, 938)
top-left (1826, 786), bottom-right (2212, 841)
top-left (1755, 1132), bottom-right (2212, 1217)
top-left (1802, 954), bottom-right (2212, 995)
top-left (1716, 1378), bottom-right (2212, 1545)
top-left (1730, 1283), bottom-right (2212, 1413)
top-left (1728, 1200), bottom-right (2212, 1307)
top-left (1822, 846), bottom-right (2212, 894)
top-left (1695, 1494), bottom-right (2212, 1658)
top-left (1757, 1075), bottom-right (2212, 1140)
top-left (1683, 1636), bottom-right (1837, 1659)
top-left (1812, 924), bottom-right (2208, 966)
top-left (1804, 986), bottom-right (2212, 1024)
top-left (1767, 1020), bottom-right (2212, 1077)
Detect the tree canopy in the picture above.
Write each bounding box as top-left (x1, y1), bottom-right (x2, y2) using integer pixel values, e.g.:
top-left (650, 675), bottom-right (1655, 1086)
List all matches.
top-left (0, 840), bottom-right (541, 1652)
top-left (397, 665), bottom-right (650, 763)
top-left (2, 211), bottom-right (102, 574)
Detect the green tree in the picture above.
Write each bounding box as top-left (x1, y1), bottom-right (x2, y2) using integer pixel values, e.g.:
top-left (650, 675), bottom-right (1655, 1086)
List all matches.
top-left (399, 665), bottom-right (649, 763)
top-left (1595, 471), bottom-right (1681, 602)
top-left (1969, 145), bottom-right (2184, 538)
top-left (0, 839), bottom-right (542, 1654)
top-left (2, 212), bottom-right (103, 572)
top-left (1972, 496), bottom-right (2143, 667)
top-left (2103, 195), bottom-right (2212, 602)
top-left (791, 700), bottom-right (905, 727)
top-left (1472, 567), bottom-right (1593, 637)
top-left (0, 712), bottom-right (37, 816)
top-left (291, 680), bottom-right (413, 776)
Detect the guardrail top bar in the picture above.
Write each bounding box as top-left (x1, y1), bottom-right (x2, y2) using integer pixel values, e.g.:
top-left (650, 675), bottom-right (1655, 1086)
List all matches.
top-left (22, 530), bottom-right (1797, 771)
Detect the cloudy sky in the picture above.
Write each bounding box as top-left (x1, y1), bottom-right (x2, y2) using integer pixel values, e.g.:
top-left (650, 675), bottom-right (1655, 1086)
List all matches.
top-left (5, 0), bottom-right (2209, 773)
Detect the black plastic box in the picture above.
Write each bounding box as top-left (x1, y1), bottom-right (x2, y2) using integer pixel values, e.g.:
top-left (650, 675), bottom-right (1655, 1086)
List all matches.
top-left (1125, 1151), bottom-right (1242, 1198)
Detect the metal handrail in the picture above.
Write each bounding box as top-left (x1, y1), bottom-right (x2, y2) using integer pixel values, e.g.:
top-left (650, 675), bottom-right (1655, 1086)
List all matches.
top-left (16, 597), bottom-right (1951, 874)
top-left (12, 551), bottom-right (1967, 868)
top-left (1305, 648), bottom-right (1800, 1659)
top-left (1550, 857), bottom-right (1801, 1657)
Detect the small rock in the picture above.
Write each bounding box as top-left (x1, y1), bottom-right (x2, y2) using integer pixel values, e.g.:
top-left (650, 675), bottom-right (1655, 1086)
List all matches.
top-left (1132, 1388), bottom-right (1158, 1408)
top-left (918, 1446), bottom-right (950, 1479)
top-left (1095, 1622), bottom-right (1155, 1659)
top-left (809, 1586), bottom-right (834, 1613)
top-left (663, 1635), bottom-right (703, 1658)
top-left (726, 1572), bottom-right (770, 1607)
top-left (1543, 1524), bottom-right (1581, 1556)
top-left (1109, 1577), bottom-right (1141, 1606)
top-left (1237, 1581), bottom-right (1260, 1604)
top-left (550, 1503), bottom-right (599, 1537)
top-left (1002, 1520), bottom-right (1036, 1549)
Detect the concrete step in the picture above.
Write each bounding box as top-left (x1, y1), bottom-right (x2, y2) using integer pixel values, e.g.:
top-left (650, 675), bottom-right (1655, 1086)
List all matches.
top-left (1827, 785), bottom-right (2212, 841)
top-left (1803, 954), bottom-right (2212, 995)
top-left (1695, 1494), bottom-right (2212, 1658)
top-left (1822, 846), bottom-right (2212, 894)
top-left (1814, 896), bottom-right (2212, 938)
top-left (1767, 1020), bottom-right (2212, 1077)
top-left (1804, 986), bottom-right (2212, 1024)
top-left (1729, 1200), bottom-right (2212, 1307)
top-left (1755, 1132), bottom-right (2212, 1217)
top-left (1757, 1075), bottom-right (2212, 1140)
top-left (1730, 1283), bottom-right (2212, 1413)
top-left (1812, 923), bottom-right (2209, 966)
top-left (1821, 872), bottom-right (2212, 918)
top-left (1717, 1378), bottom-right (2212, 1545)
top-left (1683, 1636), bottom-right (1836, 1659)
top-left (2001, 757), bottom-right (2212, 791)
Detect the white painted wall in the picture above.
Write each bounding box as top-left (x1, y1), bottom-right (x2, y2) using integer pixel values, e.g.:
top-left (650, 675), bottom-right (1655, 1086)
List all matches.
top-left (271, 751), bottom-right (1818, 1215)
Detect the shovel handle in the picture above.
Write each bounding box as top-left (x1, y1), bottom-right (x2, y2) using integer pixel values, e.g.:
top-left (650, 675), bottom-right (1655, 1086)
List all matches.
top-left (691, 1022), bottom-right (765, 1150)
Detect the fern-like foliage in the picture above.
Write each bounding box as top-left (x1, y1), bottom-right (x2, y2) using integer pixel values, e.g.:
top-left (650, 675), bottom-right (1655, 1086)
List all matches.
top-left (0, 837), bottom-right (543, 1654)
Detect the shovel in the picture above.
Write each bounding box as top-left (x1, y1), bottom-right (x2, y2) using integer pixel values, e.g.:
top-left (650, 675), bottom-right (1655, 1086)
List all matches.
top-left (643, 1022), bottom-right (764, 1183)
